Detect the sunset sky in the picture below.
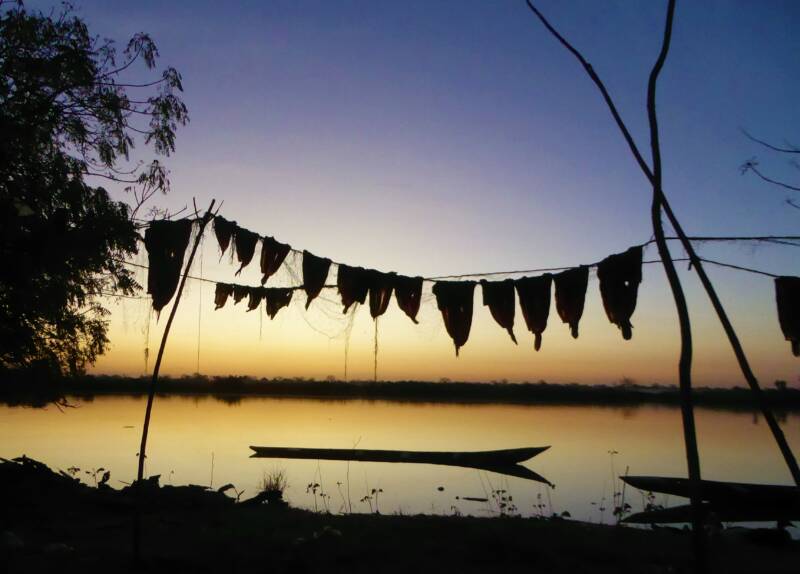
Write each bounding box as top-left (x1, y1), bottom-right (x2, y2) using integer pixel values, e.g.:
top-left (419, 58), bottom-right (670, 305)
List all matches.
top-left (32, 0), bottom-right (799, 386)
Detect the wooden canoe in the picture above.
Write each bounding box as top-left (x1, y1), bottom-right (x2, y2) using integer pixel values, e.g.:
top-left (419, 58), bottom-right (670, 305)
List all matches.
top-left (621, 476), bottom-right (799, 506)
top-left (249, 446), bottom-right (552, 485)
top-left (621, 476), bottom-right (800, 524)
top-left (249, 446), bottom-right (547, 466)
top-left (624, 503), bottom-right (800, 524)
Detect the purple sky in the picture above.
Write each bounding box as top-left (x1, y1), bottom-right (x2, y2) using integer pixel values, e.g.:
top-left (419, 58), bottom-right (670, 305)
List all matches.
top-left (27, 1), bottom-right (800, 385)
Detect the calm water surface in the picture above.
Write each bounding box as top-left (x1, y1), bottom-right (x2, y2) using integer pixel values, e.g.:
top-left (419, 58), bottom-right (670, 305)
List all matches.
top-left (2, 396), bottom-right (798, 525)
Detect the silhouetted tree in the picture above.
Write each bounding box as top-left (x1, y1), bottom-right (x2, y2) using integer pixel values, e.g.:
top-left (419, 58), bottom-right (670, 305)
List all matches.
top-left (0, 1), bottom-right (188, 376)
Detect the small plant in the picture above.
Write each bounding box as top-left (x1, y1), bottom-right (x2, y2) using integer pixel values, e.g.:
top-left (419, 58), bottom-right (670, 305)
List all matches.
top-left (360, 487), bottom-right (383, 514)
top-left (491, 488), bottom-right (518, 517)
top-left (613, 501), bottom-right (632, 521)
top-left (86, 467), bottom-right (111, 488)
top-left (319, 489), bottom-right (331, 513)
top-left (305, 484), bottom-right (330, 512)
top-left (372, 488), bottom-right (382, 513)
top-left (607, 451), bottom-right (633, 524)
top-left (226, 468), bottom-right (286, 506)
top-left (533, 492), bottom-right (546, 518)
top-left (643, 490), bottom-right (664, 513)
top-left (307, 482), bottom-right (319, 510)
top-left (261, 468), bottom-right (288, 494)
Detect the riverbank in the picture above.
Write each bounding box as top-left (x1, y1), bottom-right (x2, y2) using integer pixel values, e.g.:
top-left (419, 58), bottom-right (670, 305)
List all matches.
top-left (1, 456), bottom-right (797, 573)
top-left (2, 372), bottom-right (799, 411)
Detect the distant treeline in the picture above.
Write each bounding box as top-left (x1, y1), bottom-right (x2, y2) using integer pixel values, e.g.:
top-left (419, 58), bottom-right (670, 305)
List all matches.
top-left (1, 371), bottom-right (799, 411)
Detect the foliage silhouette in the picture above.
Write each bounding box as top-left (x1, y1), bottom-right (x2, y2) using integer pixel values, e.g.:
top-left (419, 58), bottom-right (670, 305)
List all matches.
top-left (0, 1), bottom-right (187, 375)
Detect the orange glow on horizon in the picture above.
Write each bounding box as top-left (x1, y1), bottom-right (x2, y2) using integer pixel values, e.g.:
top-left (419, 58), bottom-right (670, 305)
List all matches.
top-left (91, 245), bottom-right (798, 388)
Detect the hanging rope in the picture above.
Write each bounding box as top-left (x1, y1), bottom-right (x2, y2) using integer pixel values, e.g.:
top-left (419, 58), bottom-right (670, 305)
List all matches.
top-left (197, 234), bottom-right (204, 373)
top-left (143, 307), bottom-right (151, 374)
top-left (373, 318), bottom-right (379, 383)
top-left (114, 236), bottom-right (789, 291)
top-left (696, 257), bottom-right (780, 278)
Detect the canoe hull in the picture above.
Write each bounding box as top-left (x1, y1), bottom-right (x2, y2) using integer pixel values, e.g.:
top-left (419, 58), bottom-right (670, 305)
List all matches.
top-left (622, 476), bottom-right (799, 505)
top-left (249, 446), bottom-right (552, 485)
top-left (249, 446), bottom-right (548, 467)
top-left (625, 503), bottom-right (800, 524)
top-left (621, 475), bottom-right (800, 524)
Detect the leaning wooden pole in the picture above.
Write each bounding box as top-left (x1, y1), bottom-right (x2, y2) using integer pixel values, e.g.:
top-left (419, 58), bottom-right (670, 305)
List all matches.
top-left (659, 190), bottom-right (800, 485)
top-left (523, 0), bottom-right (799, 486)
top-left (133, 199), bottom-right (216, 562)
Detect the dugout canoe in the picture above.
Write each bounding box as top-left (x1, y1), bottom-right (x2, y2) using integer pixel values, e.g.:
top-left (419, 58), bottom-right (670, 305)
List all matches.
top-left (249, 445), bottom-right (548, 466)
top-left (624, 503), bottom-right (800, 524)
top-left (249, 446), bottom-right (552, 485)
top-left (621, 476), bottom-right (799, 506)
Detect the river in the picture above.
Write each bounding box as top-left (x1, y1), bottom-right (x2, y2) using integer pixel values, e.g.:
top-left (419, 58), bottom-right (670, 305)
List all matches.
top-left (2, 395), bottom-right (797, 526)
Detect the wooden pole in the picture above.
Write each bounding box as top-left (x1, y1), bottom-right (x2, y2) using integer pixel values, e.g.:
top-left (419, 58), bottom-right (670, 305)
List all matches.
top-left (659, 192), bottom-right (800, 485)
top-left (645, 2), bottom-right (706, 568)
top-left (524, 1), bottom-right (707, 569)
top-left (524, 1), bottom-right (799, 484)
top-left (133, 199), bottom-right (216, 562)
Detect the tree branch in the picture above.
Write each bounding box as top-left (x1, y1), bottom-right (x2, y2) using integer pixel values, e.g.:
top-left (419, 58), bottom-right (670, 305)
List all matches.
top-left (94, 78), bottom-right (169, 89)
top-left (742, 129), bottom-right (800, 154)
top-left (742, 162), bottom-right (800, 192)
top-left (524, 0), bottom-right (656, 185)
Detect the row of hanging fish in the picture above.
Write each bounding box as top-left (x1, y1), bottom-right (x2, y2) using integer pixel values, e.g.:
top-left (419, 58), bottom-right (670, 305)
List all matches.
top-left (775, 276), bottom-right (799, 357)
top-left (213, 263), bottom-right (425, 323)
top-left (212, 213), bottom-right (645, 355)
top-left (143, 217), bottom-right (800, 358)
top-left (213, 216), bottom-right (292, 284)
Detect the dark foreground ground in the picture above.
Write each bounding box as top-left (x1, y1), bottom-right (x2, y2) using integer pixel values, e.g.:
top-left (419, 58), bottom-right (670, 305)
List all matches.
top-left (1, 457), bottom-right (798, 574)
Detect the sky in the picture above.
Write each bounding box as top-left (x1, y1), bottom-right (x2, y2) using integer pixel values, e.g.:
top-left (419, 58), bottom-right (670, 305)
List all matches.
top-left (26, 0), bottom-right (800, 386)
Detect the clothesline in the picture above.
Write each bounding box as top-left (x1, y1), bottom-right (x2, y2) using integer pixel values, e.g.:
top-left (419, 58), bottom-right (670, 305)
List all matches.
top-left (139, 216), bottom-right (800, 275)
top-left (430, 239), bottom-right (797, 280)
top-left (213, 214), bottom-right (799, 280)
top-left (115, 259), bottom-right (337, 289)
top-left (270, 236), bottom-right (800, 278)
top-left (115, 253), bottom-right (780, 291)
top-left (136, 217), bottom-right (800, 358)
top-left (140, 217), bottom-right (800, 246)
top-left (697, 257), bottom-right (782, 279)
top-left (651, 235), bottom-right (800, 247)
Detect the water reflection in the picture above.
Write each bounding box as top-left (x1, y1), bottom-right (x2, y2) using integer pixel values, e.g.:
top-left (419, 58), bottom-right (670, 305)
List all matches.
top-left (0, 395), bottom-right (797, 523)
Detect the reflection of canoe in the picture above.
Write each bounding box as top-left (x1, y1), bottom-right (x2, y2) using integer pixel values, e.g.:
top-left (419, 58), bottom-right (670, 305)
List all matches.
top-left (621, 476), bottom-right (800, 524)
top-left (249, 446), bottom-right (552, 485)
